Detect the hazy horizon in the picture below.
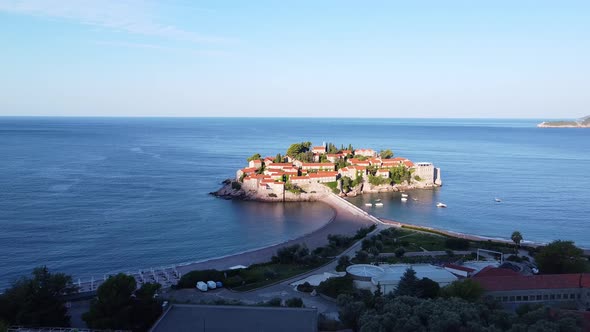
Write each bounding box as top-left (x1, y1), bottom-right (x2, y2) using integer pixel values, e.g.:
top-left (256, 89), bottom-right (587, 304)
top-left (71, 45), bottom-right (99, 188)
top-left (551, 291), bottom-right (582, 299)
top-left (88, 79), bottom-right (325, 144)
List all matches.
top-left (1, 1), bottom-right (589, 118)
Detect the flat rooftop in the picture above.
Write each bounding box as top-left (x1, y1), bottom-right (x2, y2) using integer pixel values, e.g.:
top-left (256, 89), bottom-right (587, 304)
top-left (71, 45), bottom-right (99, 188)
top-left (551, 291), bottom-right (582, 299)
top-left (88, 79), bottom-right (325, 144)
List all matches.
top-left (150, 304), bottom-right (318, 332)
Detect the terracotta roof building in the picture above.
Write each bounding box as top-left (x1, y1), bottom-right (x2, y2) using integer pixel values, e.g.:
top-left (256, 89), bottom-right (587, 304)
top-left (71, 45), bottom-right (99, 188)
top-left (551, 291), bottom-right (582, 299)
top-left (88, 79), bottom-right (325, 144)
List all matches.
top-left (473, 268), bottom-right (590, 311)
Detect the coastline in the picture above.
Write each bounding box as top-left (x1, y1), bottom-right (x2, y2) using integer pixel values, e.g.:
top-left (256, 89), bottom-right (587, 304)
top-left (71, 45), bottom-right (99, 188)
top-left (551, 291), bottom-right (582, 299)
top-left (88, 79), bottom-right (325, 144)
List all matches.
top-left (176, 195), bottom-right (375, 275)
top-left (380, 217), bottom-right (548, 248)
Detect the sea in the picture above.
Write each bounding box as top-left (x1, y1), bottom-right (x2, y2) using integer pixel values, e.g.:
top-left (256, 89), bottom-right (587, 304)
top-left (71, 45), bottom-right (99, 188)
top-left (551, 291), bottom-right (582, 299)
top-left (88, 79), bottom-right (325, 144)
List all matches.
top-left (1, 117), bottom-right (589, 289)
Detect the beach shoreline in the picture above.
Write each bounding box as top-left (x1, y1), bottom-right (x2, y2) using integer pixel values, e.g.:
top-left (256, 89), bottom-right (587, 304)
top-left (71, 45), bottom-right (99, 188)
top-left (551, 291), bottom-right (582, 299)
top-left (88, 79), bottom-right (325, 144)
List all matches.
top-left (176, 194), bottom-right (375, 274)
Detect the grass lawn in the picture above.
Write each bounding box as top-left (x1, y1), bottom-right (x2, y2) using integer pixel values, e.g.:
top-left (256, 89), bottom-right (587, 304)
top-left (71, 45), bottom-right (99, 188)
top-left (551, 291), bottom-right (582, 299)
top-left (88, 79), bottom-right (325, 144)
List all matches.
top-left (323, 181), bottom-right (340, 194)
top-left (381, 229), bottom-right (448, 252)
top-left (231, 260), bottom-right (330, 292)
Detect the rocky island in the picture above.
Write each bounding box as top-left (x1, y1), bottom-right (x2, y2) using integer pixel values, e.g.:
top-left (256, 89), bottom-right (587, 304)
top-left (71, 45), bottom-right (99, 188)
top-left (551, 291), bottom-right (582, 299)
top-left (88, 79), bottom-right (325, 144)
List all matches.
top-left (213, 142), bottom-right (442, 202)
top-left (537, 115), bottom-right (590, 128)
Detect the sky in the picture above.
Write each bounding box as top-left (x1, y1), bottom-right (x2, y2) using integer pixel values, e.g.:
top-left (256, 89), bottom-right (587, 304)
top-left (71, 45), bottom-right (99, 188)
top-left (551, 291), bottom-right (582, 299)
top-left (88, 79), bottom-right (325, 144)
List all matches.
top-left (0, 0), bottom-right (589, 118)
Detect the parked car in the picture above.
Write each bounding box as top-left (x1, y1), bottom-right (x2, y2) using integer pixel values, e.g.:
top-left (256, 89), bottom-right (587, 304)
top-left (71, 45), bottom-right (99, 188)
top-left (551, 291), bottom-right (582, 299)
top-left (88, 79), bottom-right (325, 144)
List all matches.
top-left (196, 281), bottom-right (208, 292)
top-left (216, 281), bottom-right (223, 288)
top-left (207, 281), bottom-right (217, 289)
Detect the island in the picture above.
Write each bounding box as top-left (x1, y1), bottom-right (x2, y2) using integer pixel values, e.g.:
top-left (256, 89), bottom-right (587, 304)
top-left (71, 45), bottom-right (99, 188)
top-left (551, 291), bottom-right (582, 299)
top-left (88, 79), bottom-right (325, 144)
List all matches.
top-left (537, 115), bottom-right (590, 128)
top-left (213, 142), bottom-right (442, 202)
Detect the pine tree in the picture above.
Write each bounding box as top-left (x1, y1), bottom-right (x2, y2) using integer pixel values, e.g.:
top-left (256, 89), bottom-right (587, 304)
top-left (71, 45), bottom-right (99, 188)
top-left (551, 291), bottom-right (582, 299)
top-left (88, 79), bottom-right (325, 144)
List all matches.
top-left (394, 268), bottom-right (419, 296)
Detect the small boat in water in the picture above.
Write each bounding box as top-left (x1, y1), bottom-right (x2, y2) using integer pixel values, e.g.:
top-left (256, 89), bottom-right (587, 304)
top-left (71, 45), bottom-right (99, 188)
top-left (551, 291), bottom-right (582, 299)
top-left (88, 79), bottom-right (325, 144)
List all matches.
top-left (495, 198), bottom-right (502, 202)
top-left (401, 197), bottom-right (408, 202)
top-left (436, 202), bottom-right (447, 208)
top-left (365, 203), bottom-right (373, 207)
top-left (375, 202), bottom-right (384, 207)
top-left (401, 193), bottom-right (409, 198)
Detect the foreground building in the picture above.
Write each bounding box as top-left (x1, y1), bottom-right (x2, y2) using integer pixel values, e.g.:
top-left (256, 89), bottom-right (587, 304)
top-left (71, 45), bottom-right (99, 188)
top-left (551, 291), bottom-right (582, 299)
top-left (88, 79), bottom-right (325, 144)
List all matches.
top-left (150, 304), bottom-right (318, 332)
top-left (347, 264), bottom-right (458, 294)
top-left (473, 267), bottom-right (590, 311)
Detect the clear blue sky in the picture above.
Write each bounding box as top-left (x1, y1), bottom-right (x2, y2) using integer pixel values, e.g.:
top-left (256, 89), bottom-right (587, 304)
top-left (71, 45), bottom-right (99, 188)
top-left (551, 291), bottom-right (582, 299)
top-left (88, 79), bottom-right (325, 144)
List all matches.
top-left (0, 0), bottom-right (589, 118)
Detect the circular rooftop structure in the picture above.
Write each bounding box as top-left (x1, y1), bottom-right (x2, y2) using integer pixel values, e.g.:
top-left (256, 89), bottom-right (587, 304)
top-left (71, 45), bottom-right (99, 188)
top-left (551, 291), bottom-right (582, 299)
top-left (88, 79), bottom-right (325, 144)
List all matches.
top-left (346, 264), bottom-right (384, 281)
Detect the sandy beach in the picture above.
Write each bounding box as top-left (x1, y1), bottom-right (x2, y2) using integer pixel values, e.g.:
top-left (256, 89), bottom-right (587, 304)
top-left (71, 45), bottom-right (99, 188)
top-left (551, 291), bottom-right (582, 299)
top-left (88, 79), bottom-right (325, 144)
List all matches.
top-left (177, 195), bottom-right (375, 274)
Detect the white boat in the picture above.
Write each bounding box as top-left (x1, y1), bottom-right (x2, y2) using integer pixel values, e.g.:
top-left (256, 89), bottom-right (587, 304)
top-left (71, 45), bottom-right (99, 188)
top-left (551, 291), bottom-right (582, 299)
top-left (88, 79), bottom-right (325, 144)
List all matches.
top-left (364, 203), bottom-right (373, 207)
top-left (401, 193), bottom-right (409, 198)
top-left (401, 197), bottom-right (408, 202)
top-left (495, 198), bottom-right (502, 202)
top-left (196, 281), bottom-right (208, 292)
top-left (375, 202), bottom-right (384, 207)
top-left (436, 202), bottom-right (447, 208)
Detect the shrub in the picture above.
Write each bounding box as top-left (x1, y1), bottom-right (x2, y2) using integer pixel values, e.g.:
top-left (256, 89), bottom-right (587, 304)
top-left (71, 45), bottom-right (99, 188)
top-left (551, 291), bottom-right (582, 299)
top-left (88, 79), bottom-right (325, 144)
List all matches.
top-left (354, 250), bottom-right (370, 263)
top-left (177, 269), bottom-right (224, 288)
top-left (445, 238), bottom-right (470, 250)
top-left (224, 275), bottom-right (244, 288)
top-left (231, 181), bottom-right (241, 190)
top-left (506, 255), bottom-right (523, 262)
top-left (395, 247), bottom-right (406, 258)
top-left (285, 297), bottom-right (304, 307)
top-left (266, 298), bottom-right (282, 307)
top-left (271, 244), bottom-right (310, 265)
top-left (296, 282), bottom-right (314, 293)
top-left (336, 255), bottom-right (351, 272)
top-left (317, 276), bottom-right (354, 298)
top-left (354, 225), bottom-right (376, 240)
top-left (268, 193), bottom-right (278, 197)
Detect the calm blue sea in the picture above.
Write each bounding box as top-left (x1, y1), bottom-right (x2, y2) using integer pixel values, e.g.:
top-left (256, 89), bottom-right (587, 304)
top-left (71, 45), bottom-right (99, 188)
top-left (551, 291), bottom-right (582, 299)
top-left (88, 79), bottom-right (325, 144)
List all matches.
top-left (1, 117), bottom-right (589, 289)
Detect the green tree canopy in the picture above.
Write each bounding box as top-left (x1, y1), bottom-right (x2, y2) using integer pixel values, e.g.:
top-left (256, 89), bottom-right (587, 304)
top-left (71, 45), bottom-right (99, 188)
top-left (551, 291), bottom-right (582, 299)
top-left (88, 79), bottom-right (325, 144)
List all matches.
top-left (416, 277), bottom-right (440, 299)
top-left (390, 166), bottom-right (412, 184)
top-left (394, 268), bottom-right (418, 296)
top-left (511, 231), bottom-right (523, 248)
top-left (440, 279), bottom-right (484, 302)
top-left (0, 266), bottom-right (76, 327)
top-left (273, 153), bottom-right (283, 163)
top-left (246, 153), bottom-right (261, 162)
top-left (286, 142), bottom-right (312, 157)
top-left (379, 149), bottom-right (394, 159)
top-left (535, 240), bottom-right (588, 274)
top-left (355, 296), bottom-right (581, 332)
top-left (337, 294), bottom-right (366, 332)
top-left (83, 274), bottom-right (162, 331)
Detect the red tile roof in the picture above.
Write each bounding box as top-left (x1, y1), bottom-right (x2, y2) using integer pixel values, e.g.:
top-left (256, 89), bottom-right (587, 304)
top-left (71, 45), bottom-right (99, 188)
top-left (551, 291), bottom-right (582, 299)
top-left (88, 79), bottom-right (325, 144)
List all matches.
top-left (475, 266), bottom-right (519, 278)
top-left (301, 163), bottom-right (335, 167)
top-left (443, 263), bottom-right (476, 273)
top-left (475, 275), bottom-right (584, 291)
top-left (289, 176), bottom-right (310, 181)
top-left (474, 270), bottom-right (590, 292)
top-left (404, 161), bottom-right (414, 167)
top-left (349, 159), bottom-right (370, 165)
top-left (308, 171), bottom-right (338, 178)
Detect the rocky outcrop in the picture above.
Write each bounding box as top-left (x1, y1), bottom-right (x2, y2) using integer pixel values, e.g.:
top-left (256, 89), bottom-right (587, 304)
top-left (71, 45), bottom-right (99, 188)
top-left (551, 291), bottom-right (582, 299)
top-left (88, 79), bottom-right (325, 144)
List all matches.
top-left (538, 115), bottom-right (590, 128)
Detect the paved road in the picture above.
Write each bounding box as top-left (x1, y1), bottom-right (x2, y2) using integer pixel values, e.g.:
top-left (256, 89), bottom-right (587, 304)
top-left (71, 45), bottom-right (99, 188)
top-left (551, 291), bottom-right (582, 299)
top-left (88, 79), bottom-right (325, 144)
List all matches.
top-left (164, 223), bottom-right (388, 316)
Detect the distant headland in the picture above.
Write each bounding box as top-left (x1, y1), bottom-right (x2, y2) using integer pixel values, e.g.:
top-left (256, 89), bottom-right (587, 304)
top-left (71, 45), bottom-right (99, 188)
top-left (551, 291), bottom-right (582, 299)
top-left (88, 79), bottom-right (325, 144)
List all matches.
top-left (213, 142), bottom-right (441, 202)
top-left (537, 115), bottom-right (590, 128)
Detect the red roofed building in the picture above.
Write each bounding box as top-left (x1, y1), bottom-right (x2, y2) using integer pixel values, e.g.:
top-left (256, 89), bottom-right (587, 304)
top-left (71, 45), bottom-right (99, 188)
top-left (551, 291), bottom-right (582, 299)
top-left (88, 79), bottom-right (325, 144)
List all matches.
top-left (308, 171), bottom-right (338, 183)
top-left (349, 158), bottom-right (370, 167)
top-left (354, 148), bottom-right (377, 157)
top-left (312, 146), bottom-right (326, 154)
top-left (472, 268), bottom-right (590, 310)
top-left (267, 163), bottom-right (294, 170)
top-left (289, 175), bottom-right (311, 184)
top-left (403, 160), bottom-right (414, 168)
top-left (248, 159), bottom-right (262, 168)
top-left (369, 158), bottom-right (382, 166)
top-left (376, 169), bottom-right (390, 178)
top-left (443, 263), bottom-right (477, 278)
top-left (301, 163), bottom-right (335, 171)
top-left (326, 154), bottom-right (343, 163)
